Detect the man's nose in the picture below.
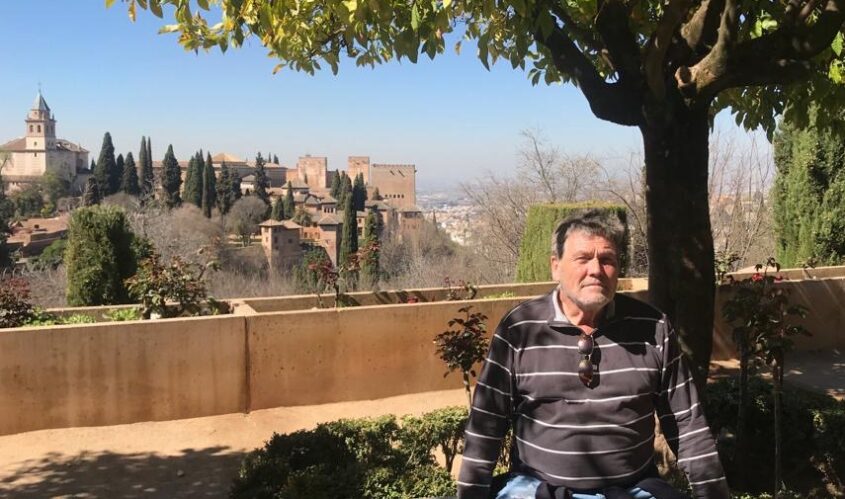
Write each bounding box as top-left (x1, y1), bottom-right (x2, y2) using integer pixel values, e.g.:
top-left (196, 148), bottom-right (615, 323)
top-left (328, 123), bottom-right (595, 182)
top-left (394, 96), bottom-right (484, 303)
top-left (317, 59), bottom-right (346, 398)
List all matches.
top-left (587, 256), bottom-right (602, 275)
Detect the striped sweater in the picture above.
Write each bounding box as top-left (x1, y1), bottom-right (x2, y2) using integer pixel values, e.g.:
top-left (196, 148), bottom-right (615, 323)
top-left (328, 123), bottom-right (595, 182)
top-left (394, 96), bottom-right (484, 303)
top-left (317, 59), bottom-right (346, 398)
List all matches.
top-left (457, 290), bottom-right (729, 499)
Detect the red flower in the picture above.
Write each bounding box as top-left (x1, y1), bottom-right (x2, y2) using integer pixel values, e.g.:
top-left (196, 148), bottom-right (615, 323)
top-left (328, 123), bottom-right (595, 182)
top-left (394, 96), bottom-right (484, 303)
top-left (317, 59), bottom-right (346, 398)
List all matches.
top-left (751, 273), bottom-right (763, 282)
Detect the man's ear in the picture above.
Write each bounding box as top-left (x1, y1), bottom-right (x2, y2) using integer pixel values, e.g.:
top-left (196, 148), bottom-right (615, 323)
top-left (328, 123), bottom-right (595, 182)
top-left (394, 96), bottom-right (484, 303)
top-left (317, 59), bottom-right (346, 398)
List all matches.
top-left (550, 255), bottom-right (559, 278)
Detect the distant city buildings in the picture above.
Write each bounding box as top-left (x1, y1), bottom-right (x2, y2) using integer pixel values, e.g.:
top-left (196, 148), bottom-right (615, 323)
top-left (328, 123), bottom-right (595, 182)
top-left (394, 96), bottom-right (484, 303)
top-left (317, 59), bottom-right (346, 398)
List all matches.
top-left (1, 91), bottom-right (89, 193)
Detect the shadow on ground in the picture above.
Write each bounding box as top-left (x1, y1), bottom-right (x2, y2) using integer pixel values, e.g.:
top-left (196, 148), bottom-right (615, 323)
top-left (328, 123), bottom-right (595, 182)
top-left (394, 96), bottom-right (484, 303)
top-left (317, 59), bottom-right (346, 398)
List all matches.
top-left (785, 348), bottom-right (845, 400)
top-left (0, 446), bottom-right (246, 498)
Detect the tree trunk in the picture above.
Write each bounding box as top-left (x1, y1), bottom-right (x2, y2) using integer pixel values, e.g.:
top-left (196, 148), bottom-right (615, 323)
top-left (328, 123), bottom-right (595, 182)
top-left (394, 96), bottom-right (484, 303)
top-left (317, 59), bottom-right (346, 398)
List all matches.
top-left (773, 356), bottom-right (783, 498)
top-left (642, 105), bottom-right (715, 390)
top-left (463, 372), bottom-right (473, 409)
top-left (736, 344), bottom-right (750, 489)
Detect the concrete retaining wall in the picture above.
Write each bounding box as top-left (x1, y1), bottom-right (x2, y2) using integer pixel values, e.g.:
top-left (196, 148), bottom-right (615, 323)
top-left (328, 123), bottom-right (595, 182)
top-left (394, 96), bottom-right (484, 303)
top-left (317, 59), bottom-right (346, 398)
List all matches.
top-left (1, 273), bottom-right (842, 435)
top-left (0, 315), bottom-right (247, 436)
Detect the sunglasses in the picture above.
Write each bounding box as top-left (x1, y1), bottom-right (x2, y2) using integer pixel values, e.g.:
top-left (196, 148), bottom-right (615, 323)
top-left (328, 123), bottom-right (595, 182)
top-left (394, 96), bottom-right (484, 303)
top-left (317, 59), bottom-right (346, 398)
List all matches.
top-left (577, 333), bottom-right (596, 387)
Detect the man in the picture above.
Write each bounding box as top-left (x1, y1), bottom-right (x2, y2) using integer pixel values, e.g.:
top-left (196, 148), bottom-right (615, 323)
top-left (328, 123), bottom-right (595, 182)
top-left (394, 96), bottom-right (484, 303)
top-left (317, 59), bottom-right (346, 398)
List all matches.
top-left (458, 210), bottom-right (729, 499)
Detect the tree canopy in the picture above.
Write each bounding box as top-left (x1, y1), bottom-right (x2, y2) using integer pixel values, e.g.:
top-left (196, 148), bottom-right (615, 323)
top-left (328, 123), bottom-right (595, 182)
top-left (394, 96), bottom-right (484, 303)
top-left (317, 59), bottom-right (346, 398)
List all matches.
top-left (118, 0), bottom-right (845, 135)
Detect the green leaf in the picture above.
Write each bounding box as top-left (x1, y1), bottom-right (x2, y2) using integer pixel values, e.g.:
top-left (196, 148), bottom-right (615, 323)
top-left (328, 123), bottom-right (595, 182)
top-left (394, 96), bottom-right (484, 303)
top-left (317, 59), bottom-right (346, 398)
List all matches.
top-left (411, 4), bottom-right (420, 30)
top-left (149, 0), bottom-right (163, 18)
top-left (196, 0), bottom-right (209, 10)
top-left (832, 33), bottom-right (844, 57)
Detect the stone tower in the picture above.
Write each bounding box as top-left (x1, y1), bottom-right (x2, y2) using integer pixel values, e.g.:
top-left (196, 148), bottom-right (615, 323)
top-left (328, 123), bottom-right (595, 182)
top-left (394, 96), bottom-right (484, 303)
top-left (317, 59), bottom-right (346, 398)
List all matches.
top-left (25, 90), bottom-right (57, 151)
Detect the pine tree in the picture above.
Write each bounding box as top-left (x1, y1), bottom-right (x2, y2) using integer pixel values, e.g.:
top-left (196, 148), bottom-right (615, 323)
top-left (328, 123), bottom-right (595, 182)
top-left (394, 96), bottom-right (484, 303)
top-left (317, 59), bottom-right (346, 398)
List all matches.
top-left (94, 132), bottom-right (118, 196)
top-left (283, 181), bottom-right (295, 220)
top-left (202, 152), bottom-right (216, 218)
top-left (82, 177), bottom-right (101, 207)
top-left (161, 144), bottom-right (182, 208)
top-left (339, 194), bottom-right (358, 265)
top-left (121, 152), bottom-right (140, 196)
top-left (253, 153), bottom-right (271, 206)
top-left (271, 196), bottom-right (284, 221)
top-left (361, 207), bottom-right (381, 288)
top-left (352, 172), bottom-right (367, 211)
top-left (217, 162), bottom-right (233, 215)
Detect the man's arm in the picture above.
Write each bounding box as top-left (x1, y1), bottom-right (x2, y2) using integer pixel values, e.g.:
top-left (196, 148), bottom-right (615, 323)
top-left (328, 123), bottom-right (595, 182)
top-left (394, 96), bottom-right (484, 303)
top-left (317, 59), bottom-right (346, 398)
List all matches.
top-left (656, 317), bottom-right (730, 499)
top-left (457, 319), bottom-right (515, 499)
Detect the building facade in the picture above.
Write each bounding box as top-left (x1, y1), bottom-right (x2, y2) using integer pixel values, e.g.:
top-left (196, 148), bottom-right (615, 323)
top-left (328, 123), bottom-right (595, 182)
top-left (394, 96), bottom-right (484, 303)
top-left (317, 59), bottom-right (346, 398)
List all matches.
top-left (0, 91), bottom-right (89, 193)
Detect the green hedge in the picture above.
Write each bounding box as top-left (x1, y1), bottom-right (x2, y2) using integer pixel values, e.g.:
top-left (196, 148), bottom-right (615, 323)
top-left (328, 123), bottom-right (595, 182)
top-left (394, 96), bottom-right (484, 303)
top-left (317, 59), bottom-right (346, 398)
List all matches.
top-left (231, 407), bottom-right (467, 499)
top-left (515, 203), bottom-right (628, 282)
top-left (704, 376), bottom-right (845, 497)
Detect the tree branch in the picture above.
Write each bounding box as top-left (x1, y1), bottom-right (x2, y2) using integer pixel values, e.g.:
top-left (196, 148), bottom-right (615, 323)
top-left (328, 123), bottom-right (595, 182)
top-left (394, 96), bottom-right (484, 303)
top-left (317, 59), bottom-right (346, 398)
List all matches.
top-left (549, 2), bottom-right (603, 55)
top-left (595, 0), bottom-right (643, 84)
top-left (645, 0), bottom-right (696, 99)
top-left (680, 0), bottom-right (725, 54)
top-left (533, 5), bottom-right (643, 125)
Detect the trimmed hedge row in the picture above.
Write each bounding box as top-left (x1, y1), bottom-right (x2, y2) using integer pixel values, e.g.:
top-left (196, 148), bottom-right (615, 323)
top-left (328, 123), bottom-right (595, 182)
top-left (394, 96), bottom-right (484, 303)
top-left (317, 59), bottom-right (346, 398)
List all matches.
top-left (515, 203), bottom-right (628, 282)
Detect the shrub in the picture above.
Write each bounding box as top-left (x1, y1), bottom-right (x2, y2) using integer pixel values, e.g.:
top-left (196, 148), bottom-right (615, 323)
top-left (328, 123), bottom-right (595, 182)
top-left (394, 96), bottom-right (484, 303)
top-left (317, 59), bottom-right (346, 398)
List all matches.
top-left (104, 307), bottom-right (142, 321)
top-left (434, 306), bottom-right (489, 408)
top-left (22, 310), bottom-right (94, 327)
top-left (705, 376), bottom-right (845, 497)
top-left (0, 277), bottom-right (36, 328)
top-left (515, 203), bottom-right (628, 282)
top-left (65, 205), bottom-right (141, 306)
top-left (126, 251), bottom-right (225, 319)
top-left (231, 412), bottom-right (460, 499)
top-left (399, 406), bottom-right (468, 472)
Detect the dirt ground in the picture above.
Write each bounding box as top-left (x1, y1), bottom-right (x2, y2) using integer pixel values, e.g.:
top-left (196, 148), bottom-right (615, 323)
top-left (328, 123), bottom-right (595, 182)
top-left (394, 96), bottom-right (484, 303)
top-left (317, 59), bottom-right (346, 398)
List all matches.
top-left (0, 389), bottom-right (467, 498)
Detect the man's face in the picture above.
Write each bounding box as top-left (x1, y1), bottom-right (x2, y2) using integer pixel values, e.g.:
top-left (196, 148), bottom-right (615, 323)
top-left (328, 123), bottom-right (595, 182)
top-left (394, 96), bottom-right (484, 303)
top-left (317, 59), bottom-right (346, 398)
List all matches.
top-left (551, 230), bottom-right (619, 314)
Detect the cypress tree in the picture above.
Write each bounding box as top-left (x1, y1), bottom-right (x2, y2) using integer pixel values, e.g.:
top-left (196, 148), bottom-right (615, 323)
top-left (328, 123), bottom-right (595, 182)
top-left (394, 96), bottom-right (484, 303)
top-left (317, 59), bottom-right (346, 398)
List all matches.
top-left (253, 153), bottom-right (271, 206)
top-left (273, 154), bottom-right (280, 165)
top-left (183, 155), bottom-right (201, 207)
top-left (232, 171), bottom-right (243, 201)
top-left (339, 194), bottom-right (358, 265)
top-left (138, 136), bottom-right (154, 199)
top-left (90, 159), bottom-right (96, 172)
top-left (330, 172), bottom-right (342, 199)
top-left (94, 132), bottom-right (117, 196)
top-left (773, 118), bottom-right (845, 266)
top-left (217, 162), bottom-right (233, 215)
top-left (160, 144), bottom-right (182, 208)
top-left (361, 207), bottom-right (381, 288)
top-left (372, 186), bottom-right (381, 201)
top-left (144, 137), bottom-right (154, 195)
top-left (271, 196), bottom-right (284, 221)
top-left (82, 177), bottom-right (101, 206)
top-left (0, 172), bottom-right (11, 267)
top-left (65, 205), bottom-right (139, 306)
top-left (202, 152), bottom-right (216, 218)
top-left (115, 154), bottom-right (125, 194)
top-left (352, 172), bottom-right (367, 211)
top-left (121, 152), bottom-right (140, 196)
top-left (283, 181), bottom-right (295, 220)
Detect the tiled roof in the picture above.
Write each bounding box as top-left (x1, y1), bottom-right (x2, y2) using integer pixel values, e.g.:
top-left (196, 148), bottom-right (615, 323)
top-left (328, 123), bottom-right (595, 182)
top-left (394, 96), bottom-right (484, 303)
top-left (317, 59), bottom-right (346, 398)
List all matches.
top-left (260, 220), bottom-right (302, 230)
top-left (321, 195), bottom-right (337, 204)
top-left (317, 214), bottom-right (341, 225)
top-left (0, 137), bottom-right (26, 151)
top-left (212, 152), bottom-right (245, 164)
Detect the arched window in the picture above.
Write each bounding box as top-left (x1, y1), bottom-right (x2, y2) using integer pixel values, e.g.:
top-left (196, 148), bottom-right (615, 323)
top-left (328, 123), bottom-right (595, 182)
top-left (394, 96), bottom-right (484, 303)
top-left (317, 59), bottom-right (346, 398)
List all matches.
top-left (37, 125), bottom-right (41, 133)
top-left (29, 125), bottom-right (33, 133)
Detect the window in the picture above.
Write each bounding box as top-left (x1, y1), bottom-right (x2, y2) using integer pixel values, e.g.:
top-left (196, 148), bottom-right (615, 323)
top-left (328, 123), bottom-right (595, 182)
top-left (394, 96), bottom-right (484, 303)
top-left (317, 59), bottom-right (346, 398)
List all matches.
top-left (29, 125), bottom-right (33, 133)
top-left (34, 141), bottom-right (38, 147)
top-left (37, 125), bottom-right (41, 133)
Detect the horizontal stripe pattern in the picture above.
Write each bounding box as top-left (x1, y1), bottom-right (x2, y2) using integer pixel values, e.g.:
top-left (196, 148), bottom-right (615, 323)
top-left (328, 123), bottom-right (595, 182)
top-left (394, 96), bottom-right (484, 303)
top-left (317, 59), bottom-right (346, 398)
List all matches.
top-left (458, 292), bottom-right (729, 499)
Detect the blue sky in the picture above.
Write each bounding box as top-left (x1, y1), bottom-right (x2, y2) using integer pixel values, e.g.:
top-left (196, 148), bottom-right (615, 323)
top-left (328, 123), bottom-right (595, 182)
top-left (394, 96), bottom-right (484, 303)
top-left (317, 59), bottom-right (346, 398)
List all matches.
top-left (1, 1), bottom-right (758, 190)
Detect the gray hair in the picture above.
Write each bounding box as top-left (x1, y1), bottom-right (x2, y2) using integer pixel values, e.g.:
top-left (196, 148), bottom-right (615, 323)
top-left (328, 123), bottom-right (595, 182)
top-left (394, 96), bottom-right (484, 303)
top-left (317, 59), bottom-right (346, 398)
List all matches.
top-left (551, 209), bottom-right (626, 259)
